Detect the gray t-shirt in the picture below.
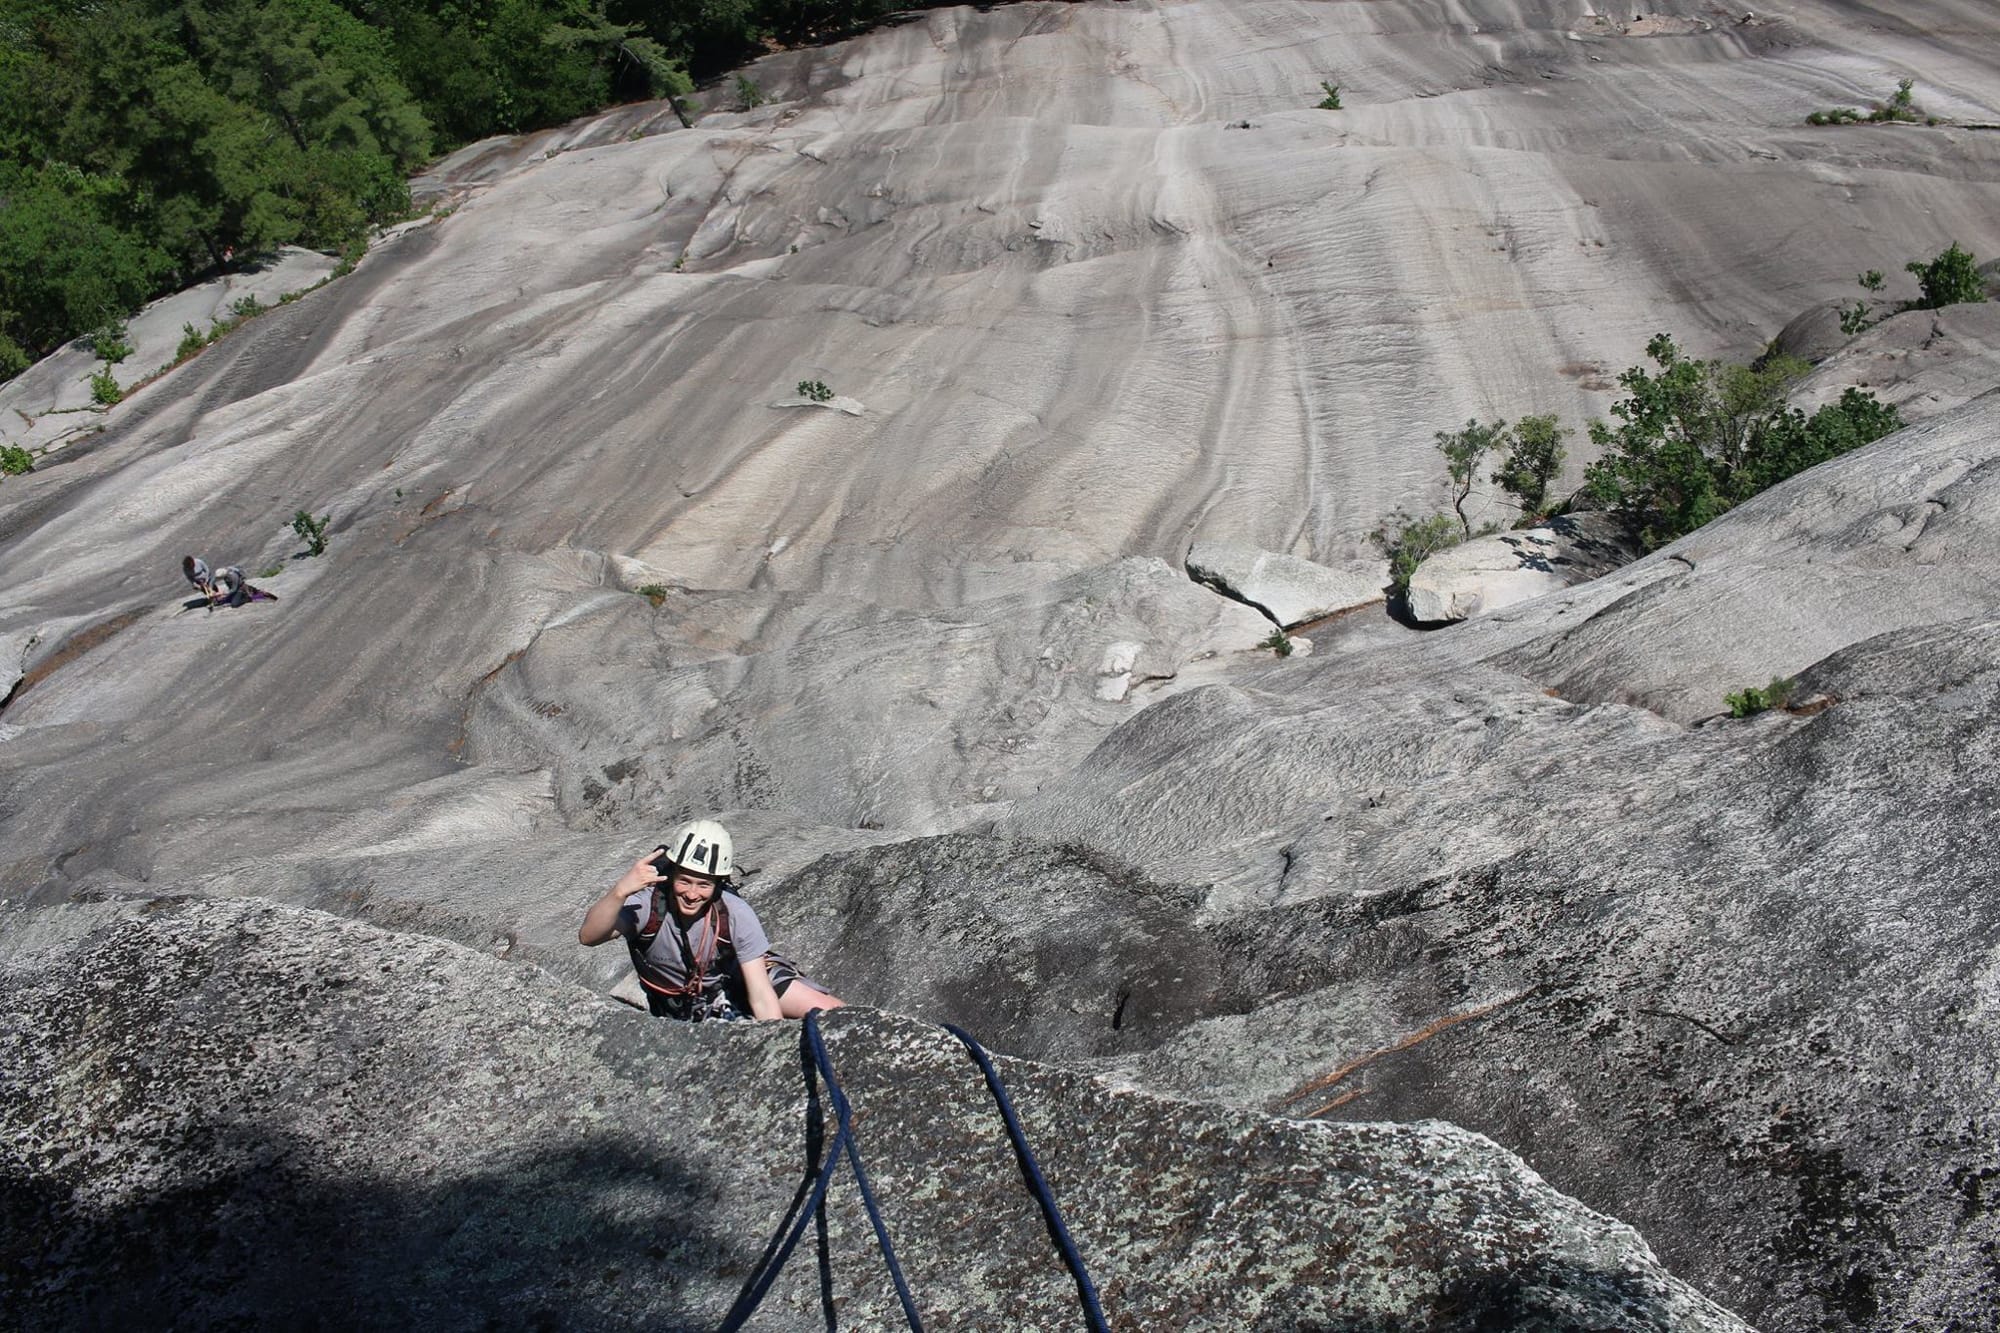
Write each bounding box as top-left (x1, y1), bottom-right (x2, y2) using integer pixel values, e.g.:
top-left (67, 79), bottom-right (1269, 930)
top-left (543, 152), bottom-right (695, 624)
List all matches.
top-left (617, 888), bottom-right (769, 1006)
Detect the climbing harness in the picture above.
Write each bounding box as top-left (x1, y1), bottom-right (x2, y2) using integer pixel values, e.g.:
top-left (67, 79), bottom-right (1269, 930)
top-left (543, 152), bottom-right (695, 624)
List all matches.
top-left (629, 892), bottom-right (732, 1019)
top-left (717, 1014), bottom-right (1109, 1332)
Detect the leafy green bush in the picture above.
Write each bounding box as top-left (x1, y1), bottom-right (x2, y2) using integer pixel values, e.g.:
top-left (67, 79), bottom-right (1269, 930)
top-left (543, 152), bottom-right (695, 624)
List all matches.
top-left (1434, 419), bottom-right (1507, 538)
top-left (89, 367), bottom-right (121, 406)
top-left (0, 444), bottom-right (33, 475)
top-left (1877, 77), bottom-right (1921, 123)
top-left (1725, 676), bottom-right (1796, 718)
top-left (1258, 628), bottom-right (1294, 658)
top-left (1905, 242), bottom-right (1985, 310)
top-left (1317, 81), bottom-right (1342, 111)
top-left (1582, 335), bottom-right (1901, 549)
top-left (636, 583), bottom-right (668, 606)
top-left (0, 336), bottom-right (29, 381)
top-left (1808, 78), bottom-right (1924, 126)
top-left (230, 295), bottom-right (267, 320)
top-left (1373, 511), bottom-right (1464, 596)
top-left (736, 75), bottom-right (767, 109)
top-left (1490, 414), bottom-right (1569, 521)
top-left (332, 238), bottom-right (368, 279)
top-left (86, 322), bottom-right (133, 364)
top-left (176, 323), bottom-right (210, 362)
top-left (292, 509), bottom-right (332, 556)
top-left (797, 379), bottom-right (834, 402)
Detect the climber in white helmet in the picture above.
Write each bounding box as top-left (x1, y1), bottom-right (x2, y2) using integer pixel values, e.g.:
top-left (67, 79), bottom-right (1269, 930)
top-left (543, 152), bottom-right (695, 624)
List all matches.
top-left (578, 818), bottom-right (844, 1022)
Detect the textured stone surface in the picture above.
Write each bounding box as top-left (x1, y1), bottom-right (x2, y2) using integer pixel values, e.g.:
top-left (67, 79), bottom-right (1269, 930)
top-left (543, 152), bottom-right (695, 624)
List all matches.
top-left (1405, 513), bottom-right (1639, 625)
top-left (4, 4), bottom-right (2000, 1332)
top-left (0, 247), bottom-right (336, 458)
top-left (0, 895), bottom-right (1745, 1332)
top-left (1187, 541), bottom-right (1387, 627)
top-left (983, 401), bottom-right (2000, 1329)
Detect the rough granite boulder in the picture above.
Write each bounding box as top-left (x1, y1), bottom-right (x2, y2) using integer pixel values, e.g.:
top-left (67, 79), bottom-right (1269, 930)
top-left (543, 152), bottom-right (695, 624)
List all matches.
top-left (1186, 541), bottom-right (1388, 628)
top-left (0, 894), bottom-right (1747, 1332)
top-left (1405, 514), bottom-right (1639, 625)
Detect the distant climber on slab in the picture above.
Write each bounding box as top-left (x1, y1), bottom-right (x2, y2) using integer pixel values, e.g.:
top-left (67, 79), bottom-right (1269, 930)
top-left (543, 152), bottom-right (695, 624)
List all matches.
top-left (182, 555), bottom-right (214, 599)
top-left (183, 555), bottom-right (276, 608)
top-left (579, 818), bottom-right (843, 1023)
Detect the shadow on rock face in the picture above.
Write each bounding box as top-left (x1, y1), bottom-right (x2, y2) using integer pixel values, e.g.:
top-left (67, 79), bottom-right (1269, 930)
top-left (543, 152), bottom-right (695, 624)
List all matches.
top-left (0, 894), bottom-right (758, 1332)
top-left (757, 834), bottom-right (1266, 1060)
top-left (1, 1136), bottom-right (725, 1332)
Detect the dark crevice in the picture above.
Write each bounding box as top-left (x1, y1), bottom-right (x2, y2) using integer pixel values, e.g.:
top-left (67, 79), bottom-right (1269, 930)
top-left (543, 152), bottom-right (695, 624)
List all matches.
top-left (0, 609), bottom-right (148, 718)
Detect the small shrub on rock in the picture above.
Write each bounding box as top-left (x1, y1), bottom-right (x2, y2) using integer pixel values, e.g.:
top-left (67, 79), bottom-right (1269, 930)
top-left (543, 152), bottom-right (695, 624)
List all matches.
top-left (1905, 241), bottom-right (1985, 311)
top-left (89, 366), bottom-right (121, 405)
top-left (292, 509), bottom-right (331, 556)
top-left (1876, 77), bottom-right (1922, 123)
top-left (1807, 78), bottom-right (1926, 127)
top-left (1373, 510), bottom-right (1463, 596)
top-left (1726, 676), bottom-right (1796, 718)
top-left (86, 321), bottom-right (133, 364)
top-left (1258, 628), bottom-right (1293, 658)
top-left (1490, 413), bottom-right (1569, 521)
top-left (1839, 271), bottom-right (1888, 336)
top-left (1581, 334), bottom-right (1900, 549)
top-left (1317, 81), bottom-right (1342, 110)
top-left (332, 239), bottom-right (367, 279)
top-left (0, 443), bottom-right (33, 475)
top-left (636, 583), bottom-right (668, 606)
top-left (1436, 419), bottom-right (1508, 538)
top-left (797, 378), bottom-right (834, 402)
top-left (176, 322), bottom-right (209, 362)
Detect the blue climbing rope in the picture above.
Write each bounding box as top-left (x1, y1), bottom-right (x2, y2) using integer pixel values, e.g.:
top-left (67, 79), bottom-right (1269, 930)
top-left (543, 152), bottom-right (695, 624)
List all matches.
top-left (718, 1011), bottom-right (923, 1332)
top-left (942, 1023), bottom-right (1109, 1333)
top-left (806, 1013), bottom-right (925, 1331)
top-left (719, 1016), bottom-right (1107, 1333)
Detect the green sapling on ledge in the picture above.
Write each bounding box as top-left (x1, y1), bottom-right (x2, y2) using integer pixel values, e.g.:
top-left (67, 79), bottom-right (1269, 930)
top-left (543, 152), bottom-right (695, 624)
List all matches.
top-left (292, 509), bottom-right (331, 556)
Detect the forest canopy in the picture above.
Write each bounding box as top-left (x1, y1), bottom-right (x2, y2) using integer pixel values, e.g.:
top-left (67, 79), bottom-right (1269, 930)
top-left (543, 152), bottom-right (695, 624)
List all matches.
top-left (0, 0), bottom-right (895, 378)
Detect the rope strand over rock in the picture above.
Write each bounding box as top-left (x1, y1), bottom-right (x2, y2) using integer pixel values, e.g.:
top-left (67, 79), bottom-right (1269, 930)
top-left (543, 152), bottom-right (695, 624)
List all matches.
top-left (717, 1016), bottom-right (1107, 1332)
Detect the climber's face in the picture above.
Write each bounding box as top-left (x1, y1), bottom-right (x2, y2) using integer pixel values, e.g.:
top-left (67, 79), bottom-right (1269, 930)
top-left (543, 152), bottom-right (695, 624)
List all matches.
top-left (671, 868), bottom-right (719, 918)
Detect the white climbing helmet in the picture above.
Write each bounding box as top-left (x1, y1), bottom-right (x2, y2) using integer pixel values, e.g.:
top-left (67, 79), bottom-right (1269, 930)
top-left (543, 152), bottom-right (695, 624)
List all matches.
top-left (662, 818), bottom-right (733, 879)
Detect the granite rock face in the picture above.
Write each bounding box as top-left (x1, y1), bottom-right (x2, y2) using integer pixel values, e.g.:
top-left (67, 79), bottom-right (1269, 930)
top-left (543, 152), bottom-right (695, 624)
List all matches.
top-left (1404, 513), bottom-right (1640, 625)
top-left (986, 399), bottom-right (2000, 1330)
top-left (4, 3), bottom-right (2000, 1331)
top-left (0, 895), bottom-right (1746, 1332)
top-left (1187, 541), bottom-right (1387, 627)
top-left (0, 248), bottom-right (337, 458)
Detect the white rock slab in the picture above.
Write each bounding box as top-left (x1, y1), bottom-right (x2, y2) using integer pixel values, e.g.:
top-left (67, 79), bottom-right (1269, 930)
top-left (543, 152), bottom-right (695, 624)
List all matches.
top-left (1406, 512), bottom-right (1638, 624)
top-left (1094, 639), bottom-right (1144, 701)
top-left (0, 247), bottom-right (337, 456)
top-left (770, 394), bottom-right (865, 416)
top-left (1186, 542), bottom-right (1387, 628)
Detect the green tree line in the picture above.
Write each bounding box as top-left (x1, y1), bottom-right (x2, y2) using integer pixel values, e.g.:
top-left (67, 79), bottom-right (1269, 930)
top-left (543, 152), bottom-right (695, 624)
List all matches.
top-left (0, 0), bottom-right (894, 379)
